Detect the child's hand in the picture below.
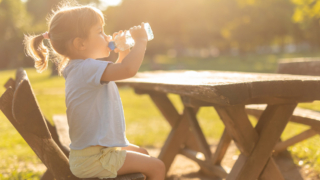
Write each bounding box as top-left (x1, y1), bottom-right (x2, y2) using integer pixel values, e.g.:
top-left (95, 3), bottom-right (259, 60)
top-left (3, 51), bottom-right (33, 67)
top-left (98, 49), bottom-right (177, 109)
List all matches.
top-left (112, 30), bottom-right (130, 55)
top-left (112, 30), bottom-right (130, 53)
top-left (130, 22), bottom-right (148, 44)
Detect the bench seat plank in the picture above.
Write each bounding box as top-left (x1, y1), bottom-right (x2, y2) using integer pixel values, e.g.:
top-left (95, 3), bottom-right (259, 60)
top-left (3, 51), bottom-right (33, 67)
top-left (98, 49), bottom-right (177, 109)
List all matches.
top-left (246, 105), bottom-right (320, 130)
top-left (52, 114), bottom-right (71, 151)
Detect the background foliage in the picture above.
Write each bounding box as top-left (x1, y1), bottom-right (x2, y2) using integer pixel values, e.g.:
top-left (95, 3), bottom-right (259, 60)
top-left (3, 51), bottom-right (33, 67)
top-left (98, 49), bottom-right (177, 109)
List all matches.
top-left (1, 0), bottom-right (320, 70)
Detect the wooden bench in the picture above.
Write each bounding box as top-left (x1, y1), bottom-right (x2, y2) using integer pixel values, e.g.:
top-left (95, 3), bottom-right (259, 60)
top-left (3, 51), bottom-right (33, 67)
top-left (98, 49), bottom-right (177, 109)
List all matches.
top-left (0, 67), bottom-right (145, 180)
top-left (245, 58), bottom-right (320, 155)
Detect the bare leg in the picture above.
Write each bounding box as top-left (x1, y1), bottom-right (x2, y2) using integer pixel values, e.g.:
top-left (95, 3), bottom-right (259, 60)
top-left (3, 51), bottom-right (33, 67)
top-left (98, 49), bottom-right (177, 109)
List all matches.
top-left (117, 150), bottom-right (165, 180)
top-left (121, 143), bottom-right (149, 155)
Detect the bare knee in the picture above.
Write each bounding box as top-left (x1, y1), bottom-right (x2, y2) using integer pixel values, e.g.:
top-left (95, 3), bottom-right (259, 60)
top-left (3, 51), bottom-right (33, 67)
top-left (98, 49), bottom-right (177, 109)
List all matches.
top-left (157, 159), bottom-right (166, 175)
top-left (152, 158), bottom-right (166, 177)
top-left (117, 151), bottom-right (165, 179)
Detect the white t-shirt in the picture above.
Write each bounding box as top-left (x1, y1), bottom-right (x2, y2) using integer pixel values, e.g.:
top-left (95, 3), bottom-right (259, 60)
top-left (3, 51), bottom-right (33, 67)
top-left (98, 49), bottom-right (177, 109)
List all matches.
top-left (62, 58), bottom-right (130, 150)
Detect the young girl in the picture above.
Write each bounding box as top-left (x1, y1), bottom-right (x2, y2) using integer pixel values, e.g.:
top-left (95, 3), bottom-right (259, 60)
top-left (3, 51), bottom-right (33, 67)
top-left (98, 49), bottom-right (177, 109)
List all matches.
top-left (24, 2), bottom-right (165, 180)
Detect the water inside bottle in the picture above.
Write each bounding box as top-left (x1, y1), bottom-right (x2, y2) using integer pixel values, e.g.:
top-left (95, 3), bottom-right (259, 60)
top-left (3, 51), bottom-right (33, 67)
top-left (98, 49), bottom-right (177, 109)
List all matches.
top-left (144, 23), bottom-right (154, 41)
top-left (111, 22), bottom-right (154, 51)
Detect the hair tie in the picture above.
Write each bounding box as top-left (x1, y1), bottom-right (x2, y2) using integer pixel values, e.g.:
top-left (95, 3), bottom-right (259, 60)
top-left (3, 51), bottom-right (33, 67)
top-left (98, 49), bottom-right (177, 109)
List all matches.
top-left (42, 31), bottom-right (50, 40)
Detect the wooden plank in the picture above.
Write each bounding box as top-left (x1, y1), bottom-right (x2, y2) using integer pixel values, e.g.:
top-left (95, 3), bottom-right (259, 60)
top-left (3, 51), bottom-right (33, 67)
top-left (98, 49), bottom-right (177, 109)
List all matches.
top-left (41, 116), bottom-right (70, 180)
top-left (184, 106), bottom-right (212, 160)
top-left (214, 105), bottom-right (258, 156)
top-left (135, 89), bottom-right (228, 177)
top-left (140, 90), bottom-right (202, 152)
top-left (211, 129), bottom-right (232, 165)
top-left (82, 173), bottom-right (145, 180)
top-left (181, 95), bottom-right (299, 107)
top-left (277, 58), bottom-right (320, 76)
top-left (273, 129), bottom-right (318, 154)
top-left (46, 116), bottom-right (70, 156)
top-left (13, 78), bottom-right (79, 179)
top-left (157, 111), bottom-right (191, 174)
top-left (4, 78), bottom-right (15, 90)
top-left (259, 158), bottom-right (285, 180)
top-left (115, 70), bottom-right (320, 106)
top-left (215, 105), bottom-right (295, 180)
top-left (40, 170), bottom-right (54, 180)
top-left (0, 87), bottom-right (14, 111)
top-left (180, 148), bottom-right (228, 178)
top-left (15, 67), bottom-right (27, 89)
top-left (180, 95), bottom-right (216, 107)
top-left (146, 90), bottom-right (180, 127)
top-left (12, 79), bottom-right (51, 137)
top-left (246, 105), bottom-right (320, 128)
top-left (234, 103), bottom-right (297, 180)
top-left (52, 114), bottom-right (71, 151)
top-left (0, 87), bottom-right (79, 180)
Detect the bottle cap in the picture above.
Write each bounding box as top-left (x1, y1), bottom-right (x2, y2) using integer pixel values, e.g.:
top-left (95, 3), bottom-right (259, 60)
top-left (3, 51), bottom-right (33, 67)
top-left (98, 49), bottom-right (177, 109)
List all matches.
top-left (108, 41), bottom-right (116, 50)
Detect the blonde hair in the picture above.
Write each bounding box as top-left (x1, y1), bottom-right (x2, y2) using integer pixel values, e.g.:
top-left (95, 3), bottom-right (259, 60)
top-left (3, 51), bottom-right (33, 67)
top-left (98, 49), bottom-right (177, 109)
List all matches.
top-left (24, 1), bottom-right (105, 76)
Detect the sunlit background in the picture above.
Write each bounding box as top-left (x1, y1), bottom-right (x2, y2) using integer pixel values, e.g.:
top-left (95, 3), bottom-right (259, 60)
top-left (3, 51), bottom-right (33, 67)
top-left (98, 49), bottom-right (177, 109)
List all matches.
top-left (1, 0), bottom-right (320, 73)
top-left (0, 0), bottom-right (320, 179)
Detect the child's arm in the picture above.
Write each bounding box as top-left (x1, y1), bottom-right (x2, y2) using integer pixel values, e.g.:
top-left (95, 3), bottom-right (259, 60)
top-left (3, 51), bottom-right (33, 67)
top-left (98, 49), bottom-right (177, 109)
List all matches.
top-left (115, 49), bottom-right (130, 64)
top-left (100, 22), bottom-right (148, 82)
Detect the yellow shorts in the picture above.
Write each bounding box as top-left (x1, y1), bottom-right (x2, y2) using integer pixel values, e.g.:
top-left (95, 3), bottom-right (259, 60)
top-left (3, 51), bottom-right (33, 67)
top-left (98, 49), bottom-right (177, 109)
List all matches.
top-left (69, 146), bottom-right (127, 179)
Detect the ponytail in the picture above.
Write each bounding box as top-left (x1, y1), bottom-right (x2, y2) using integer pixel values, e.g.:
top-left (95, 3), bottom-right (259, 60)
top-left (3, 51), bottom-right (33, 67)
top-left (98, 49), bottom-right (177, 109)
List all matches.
top-left (23, 3), bottom-right (105, 76)
top-left (23, 34), bottom-right (49, 73)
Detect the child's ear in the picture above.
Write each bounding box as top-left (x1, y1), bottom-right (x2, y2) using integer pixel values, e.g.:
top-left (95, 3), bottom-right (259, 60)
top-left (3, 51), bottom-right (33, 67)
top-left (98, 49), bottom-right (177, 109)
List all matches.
top-left (72, 37), bottom-right (86, 51)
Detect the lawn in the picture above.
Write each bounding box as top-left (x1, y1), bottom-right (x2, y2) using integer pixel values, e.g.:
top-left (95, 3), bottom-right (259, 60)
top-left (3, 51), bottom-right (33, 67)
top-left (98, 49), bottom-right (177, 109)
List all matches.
top-left (0, 53), bottom-right (320, 179)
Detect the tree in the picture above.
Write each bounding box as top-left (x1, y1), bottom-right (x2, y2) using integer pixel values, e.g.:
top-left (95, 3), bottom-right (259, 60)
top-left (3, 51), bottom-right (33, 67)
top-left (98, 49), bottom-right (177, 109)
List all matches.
top-left (291, 0), bottom-right (320, 47)
top-left (0, 0), bottom-right (32, 69)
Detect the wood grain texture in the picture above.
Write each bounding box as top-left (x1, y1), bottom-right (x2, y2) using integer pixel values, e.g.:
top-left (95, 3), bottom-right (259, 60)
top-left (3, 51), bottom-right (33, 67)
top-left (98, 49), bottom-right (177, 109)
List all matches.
top-left (215, 104), bottom-right (297, 180)
top-left (246, 105), bottom-right (320, 128)
top-left (4, 78), bottom-right (15, 90)
top-left (273, 129), bottom-right (318, 154)
top-left (81, 173), bottom-right (145, 180)
top-left (158, 110), bottom-right (191, 174)
top-left (277, 58), bottom-right (320, 76)
top-left (53, 114), bottom-right (71, 151)
top-left (211, 129), bottom-right (232, 165)
top-left (10, 72), bottom-right (78, 180)
top-left (214, 105), bottom-right (258, 156)
top-left (115, 70), bottom-right (320, 105)
top-left (12, 79), bottom-right (51, 138)
top-left (259, 158), bottom-right (285, 180)
top-left (180, 148), bottom-right (228, 178)
top-left (0, 87), bottom-right (78, 180)
top-left (238, 104), bottom-right (297, 180)
top-left (184, 106), bottom-right (212, 160)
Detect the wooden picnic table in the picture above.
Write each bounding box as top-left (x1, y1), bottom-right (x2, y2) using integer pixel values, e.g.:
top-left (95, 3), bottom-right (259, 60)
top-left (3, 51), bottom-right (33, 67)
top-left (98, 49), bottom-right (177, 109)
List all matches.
top-left (114, 70), bottom-right (320, 180)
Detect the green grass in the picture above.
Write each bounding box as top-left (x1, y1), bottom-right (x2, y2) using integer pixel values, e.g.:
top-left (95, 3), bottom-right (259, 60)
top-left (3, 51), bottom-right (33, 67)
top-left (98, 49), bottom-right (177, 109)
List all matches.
top-left (140, 51), bottom-right (320, 73)
top-left (1, 53), bottom-right (320, 177)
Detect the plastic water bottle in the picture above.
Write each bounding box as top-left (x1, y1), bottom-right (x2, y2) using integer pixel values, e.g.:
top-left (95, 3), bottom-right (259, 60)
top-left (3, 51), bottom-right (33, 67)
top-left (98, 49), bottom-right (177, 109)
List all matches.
top-left (108, 22), bottom-right (154, 51)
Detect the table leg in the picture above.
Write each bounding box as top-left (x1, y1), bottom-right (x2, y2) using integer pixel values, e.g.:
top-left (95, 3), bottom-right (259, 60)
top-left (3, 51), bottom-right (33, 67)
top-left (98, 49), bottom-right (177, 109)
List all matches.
top-left (183, 106), bottom-right (228, 178)
top-left (147, 92), bottom-right (201, 152)
top-left (134, 90), bottom-right (201, 170)
top-left (158, 105), bottom-right (227, 178)
top-left (214, 103), bottom-right (297, 180)
top-left (134, 89), bottom-right (227, 178)
top-left (211, 128), bottom-right (232, 165)
top-left (157, 110), bottom-right (192, 173)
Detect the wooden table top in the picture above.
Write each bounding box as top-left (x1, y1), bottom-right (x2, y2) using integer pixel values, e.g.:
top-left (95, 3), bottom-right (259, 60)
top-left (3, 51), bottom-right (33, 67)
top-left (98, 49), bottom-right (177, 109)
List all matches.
top-left (115, 70), bottom-right (320, 106)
